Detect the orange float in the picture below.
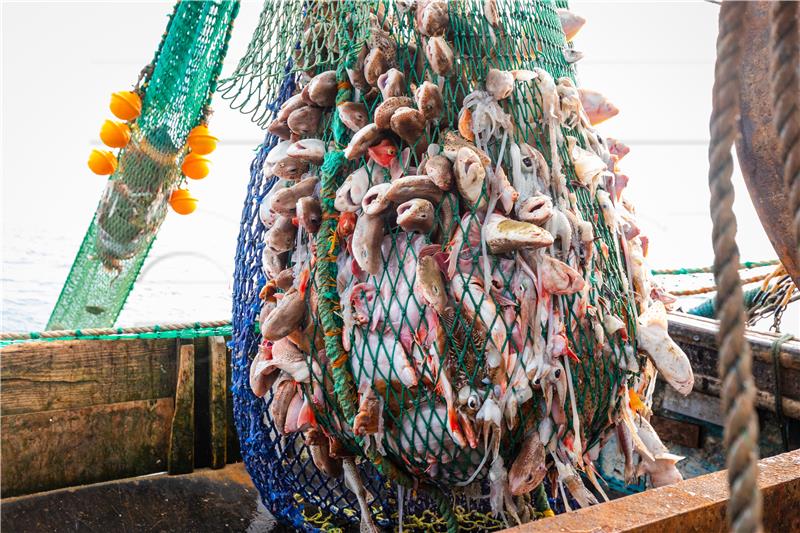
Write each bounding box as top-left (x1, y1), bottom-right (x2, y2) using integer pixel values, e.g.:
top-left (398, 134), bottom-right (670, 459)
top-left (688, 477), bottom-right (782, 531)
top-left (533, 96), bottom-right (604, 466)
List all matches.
top-left (169, 188), bottom-right (198, 215)
top-left (87, 149), bottom-right (118, 175)
top-left (109, 91), bottom-right (142, 121)
top-left (187, 124), bottom-right (218, 155)
top-left (99, 120), bottom-right (131, 148)
top-left (181, 152), bottom-right (211, 180)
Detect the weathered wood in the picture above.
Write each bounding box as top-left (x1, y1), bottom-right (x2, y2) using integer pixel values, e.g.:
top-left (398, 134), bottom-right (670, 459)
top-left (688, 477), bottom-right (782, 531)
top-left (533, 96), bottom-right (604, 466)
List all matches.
top-left (1, 398), bottom-right (173, 497)
top-left (208, 336), bottom-right (228, 469)
top-left (1, 464), bottom-right (277, 533)
top-left (650, 415), bottom-right (701, 449)
top-left (509, 449), bottom-right (800, 533)
top-left (0, 339), bottom-right (177, 415)
top-left (668, 312), bottom-right (800, 403)
top-left (168, 341), bottom-right (195, 474)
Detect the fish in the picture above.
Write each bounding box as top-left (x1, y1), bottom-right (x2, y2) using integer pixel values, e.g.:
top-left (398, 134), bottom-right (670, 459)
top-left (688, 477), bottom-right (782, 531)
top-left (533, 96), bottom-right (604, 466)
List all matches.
top-left (417, 0), bottom-right (448, 36)
top-left (305, 427), bottom-right (343, 478)
top-left (361, 183), bottom-right (393, 215)
top-left (616, 421), bottom-right (637, 484)
top-left (352, 213), bottom-right (385, 275)
top-left (415, 81), bottom-right (444, 121)
top-left (269, 176), bottom-right (318, 217)
top-left (287, 105), bottom-right (323, 136)
top-left (386, 175), bottom-right (443, 204)
top-left (562, 47), bottom-right (584, 64)
top-left (274, 269), bottom-right (294, 290)
top-left (266, 215), bottom-right (297, 253)
top-left (353, 330), bottom-right (418, 388)
top-left (508, 432), bottom-right (547, 496)
top-left (377, 68), bottom-right (406, 99)
top-left (415, 255), bottom-right (448, 314)
top-left (390, 106), bottom-right (427, 143)
top-left (454, 147), bottom-right (486, 208)
top-left (296, 197), bottom-right (322, 234)
top-left (374, 96), bottom-right (415, 130)
top-left (578, 88), bottom-right (619, 125)
top-left (485, 214), bottom-right (554, 254)
top-left (636, 301), bottom-right (694, 395)
top-left (484, 0), bottom-right (499, 26)
top-left (287, 139), bottom-right (326, 165)
top-left (261, 245), bottom-right (287, 280)
top-left (517, 194), bottom-right (553, 226)
top-left (458, 108), bottom-right (475, 141)
top-left (539, 255), bottom-right (584, 295)
top-left (306, 70), bottom-right (337, 107)
top-left (425, 36), bottom-right (454, 76)
top-left (261, 287), bottom-right (306, 340)
top-left (485, 68), bottom-right (515, 100)
top-left (363, 46), bottom-right (389, 86)
top-left (567, 136), bottom-right (607, 192)
top-left (276, 94), bottom-right (306, 121)
top-left (249, 345), bottom-right (278, 397)
top-left (338, 102), bottom-right (369, 133)
top-left (282, 388), bottom-right (307, 434)
top-left (442, 130), bottom-right (492, 165)
top-left (634, 415), bottom-right (684, 487)
top-left (606, 137), bottom-right (630, 161)
top-left (367, 138), bottom-right (398, 168)
top-left (268, 374), bottom-right (297, 434)
top-left (423, 154), bottom-right (454, 190)
top-left (494, 166), bottom-right (519, 215)
top-left (267, 118), bottom-right (291, 140)
top-left (263, 337), bottom-right (312, 383)
top-left (335, 165), bottom-right (380, 212)
top-left (273, 156), bottom-right (309, 181)
top-left (396, 198), bottom-right (435, 233)
top-left (556, 8), bottom-right (586, 41)
top-left (353, 385), bottom-right (383, 437)
top-left (344, 123), bottom-right (382, 160)
top-left (342, 458), bottom-right (381, 533)
top-left (348, 45), bottom-right (370, 91)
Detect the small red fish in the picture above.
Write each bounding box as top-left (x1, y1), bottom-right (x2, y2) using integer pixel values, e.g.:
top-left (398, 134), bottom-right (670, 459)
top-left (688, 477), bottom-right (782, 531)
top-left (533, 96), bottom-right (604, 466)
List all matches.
top-left (336, 211), bottom-right (357, 240)
top-left (367, 138), bottom-right (398, 168)
top-left (298, 268), bottom-right (311, 296)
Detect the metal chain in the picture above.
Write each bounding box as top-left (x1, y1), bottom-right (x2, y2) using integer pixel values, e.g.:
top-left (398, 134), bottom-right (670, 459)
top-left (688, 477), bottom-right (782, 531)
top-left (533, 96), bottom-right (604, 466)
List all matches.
top-left (770, 1), bottom-right (800, 265)
top-left (709, 2), bottom-right (763, 532)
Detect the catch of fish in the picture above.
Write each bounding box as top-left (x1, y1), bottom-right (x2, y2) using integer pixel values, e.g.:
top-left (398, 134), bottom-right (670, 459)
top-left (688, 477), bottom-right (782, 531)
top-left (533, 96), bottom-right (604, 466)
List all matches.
top-left (247, 0), bottom-right (693, 529)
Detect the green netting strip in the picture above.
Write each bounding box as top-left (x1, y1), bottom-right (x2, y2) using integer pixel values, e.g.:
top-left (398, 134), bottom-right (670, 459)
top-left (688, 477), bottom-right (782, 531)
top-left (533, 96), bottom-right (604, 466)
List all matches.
top-left (47, 0), bottom-right (239, 331)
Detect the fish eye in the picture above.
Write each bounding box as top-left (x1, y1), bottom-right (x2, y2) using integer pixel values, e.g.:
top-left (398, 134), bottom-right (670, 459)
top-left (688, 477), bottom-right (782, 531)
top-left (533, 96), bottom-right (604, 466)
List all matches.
top-left (467, 396), bottom-right (478, 410)
top-left (522, 157), bottom-right (532, 167)
top-left (554, 369), bottom-right (561, 378)
top-left (526, 473), bottom-right (534, 483)
top-left (533, 377), bottom-right (541, 386)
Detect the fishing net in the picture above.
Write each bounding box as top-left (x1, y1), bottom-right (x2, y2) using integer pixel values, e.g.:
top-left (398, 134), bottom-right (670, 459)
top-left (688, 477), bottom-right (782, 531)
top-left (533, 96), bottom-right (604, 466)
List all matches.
top-left (47, 0), bottom-right (239, 330)
top-left (231, 0), bottom-right (665, 530)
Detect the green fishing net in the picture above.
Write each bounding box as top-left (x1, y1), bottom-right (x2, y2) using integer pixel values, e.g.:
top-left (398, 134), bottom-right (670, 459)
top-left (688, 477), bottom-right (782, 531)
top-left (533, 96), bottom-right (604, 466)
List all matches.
top-left (240, 0), bottom-right (649, 529)
top-left (47, 0), bottom-right (239, 330)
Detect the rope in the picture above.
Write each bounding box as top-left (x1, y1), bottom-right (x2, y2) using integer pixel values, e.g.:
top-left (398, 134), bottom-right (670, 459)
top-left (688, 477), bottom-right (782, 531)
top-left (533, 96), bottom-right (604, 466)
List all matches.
top-left (1, 320), bottom-right (231, 341)
top-left (708, 3), bottom-right (762, 532)
top-left (770, 333), bottom-right (794, 453)
top-left (651, 260), bottom-right (778, 276)
top-left (670, 273), bottom-right (770, 296)
top-left (770, 1), bottom-right (800, 267)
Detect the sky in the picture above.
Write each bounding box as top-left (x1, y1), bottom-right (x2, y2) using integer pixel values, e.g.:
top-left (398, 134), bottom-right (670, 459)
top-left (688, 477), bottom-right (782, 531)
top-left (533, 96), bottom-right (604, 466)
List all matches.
top-left (1, 1), bottom-right (796, 332)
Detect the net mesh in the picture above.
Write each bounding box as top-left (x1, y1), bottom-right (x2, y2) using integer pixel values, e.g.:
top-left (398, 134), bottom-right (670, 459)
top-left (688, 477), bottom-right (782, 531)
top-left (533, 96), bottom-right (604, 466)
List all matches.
top-left (232, 0), bottom-right (646, 530)
top-left (47, 0), bottom-right (239, 330)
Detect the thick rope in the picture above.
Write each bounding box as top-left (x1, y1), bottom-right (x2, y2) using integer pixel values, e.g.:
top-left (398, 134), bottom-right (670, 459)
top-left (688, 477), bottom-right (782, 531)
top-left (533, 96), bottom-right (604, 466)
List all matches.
top-left (650, 259), bottom-right (778, 276)
top-left (770, 1), bottom-right (800, 266)
top-left (1, 319), bottom-right (231, 341)
top-left (708, 3), bottom-right (763, 532)
top-left (670, 273), bottom-right (770, 297)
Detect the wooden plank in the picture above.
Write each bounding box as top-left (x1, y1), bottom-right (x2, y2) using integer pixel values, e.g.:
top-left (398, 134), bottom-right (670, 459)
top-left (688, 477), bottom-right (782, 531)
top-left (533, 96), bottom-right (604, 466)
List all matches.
top-left (168, 341), bottom-right (195, 474)
top-left (509, 449), bottom-right (800, 533)
top-left (1, 398), bottom-right (173, 497)
top-left (208, 336), bottom-right (228, 469)
top-left (0, 339), bottom-right (177, 415)
top-left (668, 313), bottom-right (800, 402)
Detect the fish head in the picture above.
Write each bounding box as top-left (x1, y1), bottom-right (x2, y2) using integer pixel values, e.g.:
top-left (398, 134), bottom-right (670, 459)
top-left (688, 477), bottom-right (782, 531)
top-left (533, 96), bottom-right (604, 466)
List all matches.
top-left (415, 81), bottom-right (443, 121)
top-left (367, 139), bottom-right (398, 168)
top-left (508, 431), bottom-right (547, 495)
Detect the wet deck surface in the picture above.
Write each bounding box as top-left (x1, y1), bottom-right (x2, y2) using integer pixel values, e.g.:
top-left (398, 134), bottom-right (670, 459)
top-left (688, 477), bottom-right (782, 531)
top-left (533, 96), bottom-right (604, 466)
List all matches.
top-left (1, 464), bottom-right (278, 533)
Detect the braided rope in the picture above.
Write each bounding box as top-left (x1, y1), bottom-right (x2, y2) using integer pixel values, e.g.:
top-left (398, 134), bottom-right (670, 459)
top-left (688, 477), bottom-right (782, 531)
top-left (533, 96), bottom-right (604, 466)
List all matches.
top-left (670, 273), bottom-right (770, 296)
top-left (709, 3), bottom-right (763, 532)
top-left (0, 320), bottom-right (231, 341)
top-left (650, 259), bottom-right (778, 276)
top-left (770, 1), bottom-right (800, 269)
